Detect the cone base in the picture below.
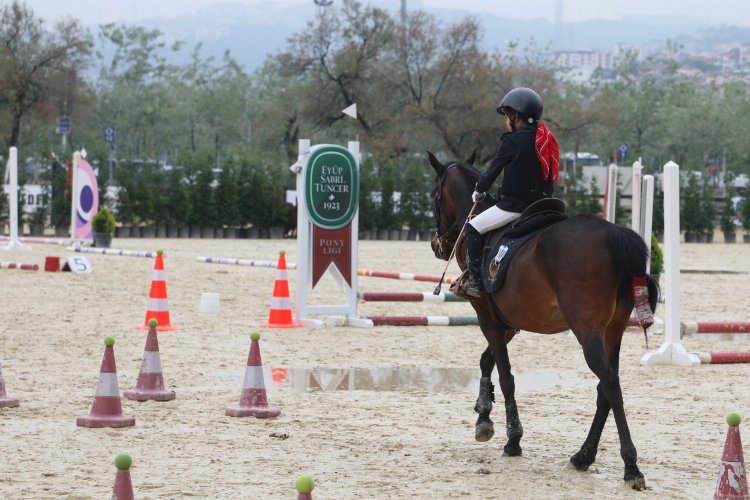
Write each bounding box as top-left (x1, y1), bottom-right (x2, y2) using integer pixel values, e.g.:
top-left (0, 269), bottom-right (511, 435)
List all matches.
top-left (76, 414), bottom-right (135, 428)
top-left (260, 321), bottom-right (301, 329)
top-left (0, 397), bottom-right (20, 408)
top-left (136, 324), bottom-right (178, 331)
top-left (225, 405), bottom-right (281, 418)
top-left (123, 388), bottom-right (175, 401)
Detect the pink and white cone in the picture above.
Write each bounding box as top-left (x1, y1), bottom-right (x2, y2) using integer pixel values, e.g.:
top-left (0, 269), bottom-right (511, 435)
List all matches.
top-left (226, 334), bottom-right (280, 418)
top-left (0, 360), bottom-right (19, 408)
top-left (77, 338), bottom-right (135, 428)
top-left (124, 320), bottom-right (175, 401)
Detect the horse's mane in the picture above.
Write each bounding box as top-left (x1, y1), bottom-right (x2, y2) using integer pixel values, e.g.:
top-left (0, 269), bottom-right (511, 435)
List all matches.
top-left (449, 161), bottom-right (482, 181)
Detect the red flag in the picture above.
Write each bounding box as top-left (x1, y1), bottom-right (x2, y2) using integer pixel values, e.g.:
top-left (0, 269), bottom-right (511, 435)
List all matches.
top-left (312, 225), bottom-right (352, 288)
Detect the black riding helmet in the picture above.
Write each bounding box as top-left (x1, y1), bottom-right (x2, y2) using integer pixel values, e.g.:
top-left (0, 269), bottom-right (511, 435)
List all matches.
top-left (496, 87), bottom-right (543, 123)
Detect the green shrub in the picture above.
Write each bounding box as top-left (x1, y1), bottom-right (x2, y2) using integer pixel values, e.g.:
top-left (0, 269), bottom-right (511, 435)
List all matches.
top-left (92, 207), bottom-right (116, 234)
top-left (650, 234), bottom-right (664, 275)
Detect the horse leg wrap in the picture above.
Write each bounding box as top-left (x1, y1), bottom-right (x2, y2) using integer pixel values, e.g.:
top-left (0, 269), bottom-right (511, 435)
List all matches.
top-left (505, 400), bottom-right (523, 439)
top-left (474, 377), bottom-right (495, 414)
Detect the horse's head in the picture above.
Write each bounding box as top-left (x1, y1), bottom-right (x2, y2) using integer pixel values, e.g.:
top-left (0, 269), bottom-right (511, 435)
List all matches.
top-left (427, 149), bottom-right (480, 261)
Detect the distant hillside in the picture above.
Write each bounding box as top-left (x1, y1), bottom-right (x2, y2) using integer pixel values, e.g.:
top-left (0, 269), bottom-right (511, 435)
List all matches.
top-left (90, 2), bottom-right (750, 73)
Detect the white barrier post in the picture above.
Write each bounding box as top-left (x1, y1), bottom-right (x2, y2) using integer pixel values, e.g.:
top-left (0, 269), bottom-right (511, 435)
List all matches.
top-left (641, 175), bottom-right (654, 272)
top-left (605, 163), bottom-right (618, 223)
top-left (3, 147), bottom-right (31, 252)
top-left (641, 161), bottom-right (700, 366)
top-left (631, 159), bottom-right (642, 233)
top-left (69, 151), bottom-right (81, 242)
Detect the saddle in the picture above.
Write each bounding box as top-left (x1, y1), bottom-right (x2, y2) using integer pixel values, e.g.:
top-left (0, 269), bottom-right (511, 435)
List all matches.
top-left (480, 198), bottom-right (567, 294)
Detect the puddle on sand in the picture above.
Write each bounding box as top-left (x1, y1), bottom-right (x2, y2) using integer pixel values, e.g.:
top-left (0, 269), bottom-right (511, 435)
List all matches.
top-left (266, 366), bottom-right (595, 393)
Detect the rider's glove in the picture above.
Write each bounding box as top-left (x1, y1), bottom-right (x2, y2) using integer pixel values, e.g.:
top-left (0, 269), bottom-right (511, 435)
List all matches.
top-left (472, 191), bottom-right (486, 203)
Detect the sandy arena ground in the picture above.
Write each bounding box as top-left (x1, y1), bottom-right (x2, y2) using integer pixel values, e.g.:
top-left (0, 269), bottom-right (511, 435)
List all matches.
top-left (1, 234), bottom-right (749, 499)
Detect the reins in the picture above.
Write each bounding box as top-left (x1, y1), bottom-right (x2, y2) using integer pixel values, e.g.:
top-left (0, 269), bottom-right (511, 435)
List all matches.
top-left (433, 199), bottom-right (479, 296)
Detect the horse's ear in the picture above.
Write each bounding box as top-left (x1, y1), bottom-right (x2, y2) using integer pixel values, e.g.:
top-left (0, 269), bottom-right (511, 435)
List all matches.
top-left (427, 151), bottom-right (445, 176)
top-left (466, 149), bottom-right (477, 166)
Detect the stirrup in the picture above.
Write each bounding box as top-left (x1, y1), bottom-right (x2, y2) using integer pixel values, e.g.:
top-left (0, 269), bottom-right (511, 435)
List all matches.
top-left (461, 277), bottom-right (483, 297)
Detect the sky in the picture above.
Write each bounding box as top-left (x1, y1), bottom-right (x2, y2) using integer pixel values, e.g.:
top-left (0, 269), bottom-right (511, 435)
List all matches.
top-left (13, 0), bottom-right (750, 27)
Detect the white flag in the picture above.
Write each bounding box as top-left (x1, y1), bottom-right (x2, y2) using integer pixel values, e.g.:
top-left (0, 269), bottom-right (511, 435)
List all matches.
top-left (342, 103), bottom-right (357, 119)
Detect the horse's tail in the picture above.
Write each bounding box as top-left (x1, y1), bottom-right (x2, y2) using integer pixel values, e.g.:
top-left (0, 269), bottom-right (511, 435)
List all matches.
top-left (606, 224), bottom-right (654, 310)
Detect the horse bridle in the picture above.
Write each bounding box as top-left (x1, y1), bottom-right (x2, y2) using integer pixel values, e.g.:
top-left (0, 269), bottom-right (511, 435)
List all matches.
top-left (433, 163), bottom-right (461, 256)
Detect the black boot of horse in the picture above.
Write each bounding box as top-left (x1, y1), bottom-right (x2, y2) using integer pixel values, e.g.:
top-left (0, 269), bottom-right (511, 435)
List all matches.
top-left (474, 377), bottom-right (495, 442)
top-left (462, 226), bottom-right (484, 297)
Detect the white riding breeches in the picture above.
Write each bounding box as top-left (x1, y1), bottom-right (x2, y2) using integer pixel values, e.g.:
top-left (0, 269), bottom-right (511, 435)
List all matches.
top-left (469, 205), bottom-right (522, 235)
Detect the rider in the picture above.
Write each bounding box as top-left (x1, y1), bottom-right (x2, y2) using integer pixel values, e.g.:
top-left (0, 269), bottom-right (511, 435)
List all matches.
top-left (461, 87), bottom-right (560, 297)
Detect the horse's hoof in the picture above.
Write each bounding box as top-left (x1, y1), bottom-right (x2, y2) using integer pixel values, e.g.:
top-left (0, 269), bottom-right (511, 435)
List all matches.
top-left (475, 420), bottom-right (495, 442)
top-left (625, 476), bottom-right (646, 491)
top-left (502, 443), bottom-right (522, 457)
top-left (569, 452), bottom-right (594, 471)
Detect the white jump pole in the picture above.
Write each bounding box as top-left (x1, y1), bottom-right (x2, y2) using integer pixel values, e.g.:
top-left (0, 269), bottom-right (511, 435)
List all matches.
top-left (3, 147), bottom-right (31, 252)
top-left (641, 161), bottom-right (700, 366)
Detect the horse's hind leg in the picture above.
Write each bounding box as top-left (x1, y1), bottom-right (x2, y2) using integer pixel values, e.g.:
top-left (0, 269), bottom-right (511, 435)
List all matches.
top-left (577, 334), bottom-right (645, 490)
top-left (570, 381), bottom-right (610, 470)
top-left (475, 346), bottom-right (495, 442)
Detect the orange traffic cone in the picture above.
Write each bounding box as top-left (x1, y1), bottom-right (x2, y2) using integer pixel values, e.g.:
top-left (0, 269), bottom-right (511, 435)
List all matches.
top-left (714, 412), bottom-right (749, 500)
top-left (138, 249), bottom-right (177, 331)
top-left (76, 336), bottom-right (135, 428)
top-left (261, 251), bottom-right (300, 328)
top-left (226, 332), bottom-right (280, 418)
top-left (0, 359), bottom-right (19, 408)
top-left (295, 474), bottom-right (315, 500)
top-left (111, 453), bottom-right (134, 500)
top-left (124, 319), bottom-right (175, 401)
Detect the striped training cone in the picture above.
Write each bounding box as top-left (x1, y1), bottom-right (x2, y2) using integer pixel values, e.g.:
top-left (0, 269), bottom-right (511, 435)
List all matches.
top-left (226, 332), bottom-right (280, 418)
top-left (124, 319), bottom-right (175, 402)
top-left (138, 249), bottom-right (178, 331)
top-left (715, 412), bottom-right (749, 500)
top-left (0, 360), bottom-right (20, 408)
top-left (295, 474), bottom-right (315, 500)
top-left (111, 453), bottom-right (134, 500)
top-left (260, 251), bottom-right (300, 328)
top-left (76, 336), bottom-right (135, 428)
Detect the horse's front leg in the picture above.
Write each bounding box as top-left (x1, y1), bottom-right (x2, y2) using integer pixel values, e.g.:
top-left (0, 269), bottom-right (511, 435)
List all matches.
top-left (474, 346), bottom-right (495, 442)
top-left (488, 334), bottom-right (523, 456)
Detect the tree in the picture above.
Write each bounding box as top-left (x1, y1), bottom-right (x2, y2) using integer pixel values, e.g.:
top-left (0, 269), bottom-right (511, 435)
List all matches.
top-left (0, 1), bottom-right (91, 147)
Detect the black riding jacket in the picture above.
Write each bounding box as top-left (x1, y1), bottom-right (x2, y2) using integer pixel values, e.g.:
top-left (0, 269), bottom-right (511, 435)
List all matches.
top-left (475, 127), bottom-right (554, 213)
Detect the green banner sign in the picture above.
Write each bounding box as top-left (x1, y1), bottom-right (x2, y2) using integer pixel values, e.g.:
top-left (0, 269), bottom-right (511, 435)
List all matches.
top-left (304, 145), bottom-right (359, 230)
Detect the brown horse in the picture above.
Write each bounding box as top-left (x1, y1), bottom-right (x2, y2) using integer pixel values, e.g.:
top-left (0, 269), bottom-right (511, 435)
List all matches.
top-left (427, 151), bottom-right (658, 490)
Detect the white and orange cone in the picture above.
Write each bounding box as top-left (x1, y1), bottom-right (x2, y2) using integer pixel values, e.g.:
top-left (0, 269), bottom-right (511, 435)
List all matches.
top-left (260, 251), bottom-right (300, 328)
top-left (111, 453), bottom-right (134, 500)
top-left (124, 318), bottom-right (175, 402)
top-left (76, 336), bottom-right (135, 428)
top-left (138, 249), bottom-right (177, 331)
top-left (226, 332), bottom-right (280, 418)
top-left (715, 412), bottom-right (749, 500)
top-left (0, 360), bottom-right (19, 409)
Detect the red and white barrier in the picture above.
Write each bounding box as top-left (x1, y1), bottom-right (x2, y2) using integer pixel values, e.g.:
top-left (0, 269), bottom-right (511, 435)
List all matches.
top-left (0, 261), bottom-right (38, 271)
top-left (358, 291), bottom-right (465, 302)
top-left (367, 316), bottom-right (478, 326)
top-left (357, 268), bottom-right (454, 284)
top-left (682, 321), bottom-right (750, 335)
top-left (71, 245), bottom-right (157, 258)
top-left (197, 256), bottom-right (297, 269)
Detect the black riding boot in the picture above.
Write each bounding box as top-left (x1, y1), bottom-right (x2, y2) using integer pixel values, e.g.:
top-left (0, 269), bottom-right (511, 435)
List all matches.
top-left (462, 225), bottom-right (484, 297)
